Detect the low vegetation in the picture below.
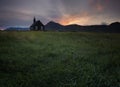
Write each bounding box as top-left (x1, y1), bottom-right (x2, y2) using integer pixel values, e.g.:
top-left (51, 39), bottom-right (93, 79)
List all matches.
top-left (0, 31), bottom-right (120, 87)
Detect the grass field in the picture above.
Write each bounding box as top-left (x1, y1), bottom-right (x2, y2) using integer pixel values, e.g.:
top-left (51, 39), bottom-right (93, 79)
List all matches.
top-left (0, 31), bottom-right (120, 87)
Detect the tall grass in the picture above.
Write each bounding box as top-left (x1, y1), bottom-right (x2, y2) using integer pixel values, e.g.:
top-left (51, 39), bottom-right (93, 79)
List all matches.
top-left (0, 31), bottom-right (120, 87)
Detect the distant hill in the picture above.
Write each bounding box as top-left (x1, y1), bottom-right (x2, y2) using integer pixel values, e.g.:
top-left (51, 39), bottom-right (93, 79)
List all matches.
top-left (4, 21), bottom-right (120, 33)
top-left (45, 21), bottom-right (120, 33)
top-left (108, 22), bottom-right (120, 33)
top-left (5, 27), bottom-right (29, 31)
top-left (45, 21), bottom-right (64, 31)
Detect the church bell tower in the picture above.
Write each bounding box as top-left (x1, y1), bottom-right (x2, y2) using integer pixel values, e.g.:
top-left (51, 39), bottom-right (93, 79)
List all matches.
top-left (33, 17), bottom-right (36, 23)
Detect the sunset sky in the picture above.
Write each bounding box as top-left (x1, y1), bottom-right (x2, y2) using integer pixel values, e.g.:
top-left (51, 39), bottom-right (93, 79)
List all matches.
top-left (0, 0), bottom-right (120, 27)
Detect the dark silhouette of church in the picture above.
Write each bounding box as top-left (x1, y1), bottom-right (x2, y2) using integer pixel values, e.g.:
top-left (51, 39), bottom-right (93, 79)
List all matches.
top-left (30, 17), bottom-right (45, 31)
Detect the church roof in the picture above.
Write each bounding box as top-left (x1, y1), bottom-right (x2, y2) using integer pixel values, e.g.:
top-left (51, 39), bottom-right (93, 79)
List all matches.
top-left (31, 20), bottom-right (44, 27)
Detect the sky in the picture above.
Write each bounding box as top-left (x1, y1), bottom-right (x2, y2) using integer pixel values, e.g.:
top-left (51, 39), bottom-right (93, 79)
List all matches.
top-left (0, 0), bottom-right (120, 28)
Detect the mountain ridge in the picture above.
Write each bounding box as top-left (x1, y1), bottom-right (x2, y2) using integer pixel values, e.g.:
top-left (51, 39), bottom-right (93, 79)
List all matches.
top-left (4, 21), bottom-right (120, 33)
top-left (45, 21), bottom-right (120, 32)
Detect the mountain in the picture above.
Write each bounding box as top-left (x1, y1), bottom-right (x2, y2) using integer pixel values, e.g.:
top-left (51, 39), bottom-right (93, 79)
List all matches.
top-left (45, 21), bottom-right (120, 33)
top-left (4, 21), bottom-right (120, 33)
top-left (110, 22), bottom-right (120, 27)
top-left (64, 24), bottom-right (82, 31)
top-left (45, 21), bottom-right (64, 31)
top-left (5, 27), bottom-right (29, 31)
top-left (108, 22), bottom-right (120, 33)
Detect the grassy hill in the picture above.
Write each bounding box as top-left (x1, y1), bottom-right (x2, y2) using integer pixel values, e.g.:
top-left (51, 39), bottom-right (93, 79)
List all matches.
top-left (0, 31), bottom-right (120, 87)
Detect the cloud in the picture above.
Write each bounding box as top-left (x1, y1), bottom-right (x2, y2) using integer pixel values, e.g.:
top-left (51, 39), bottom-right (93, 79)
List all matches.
top-left (89, 0), bottom-right (120, 15)
top-left (57, 12), bottom-right (91, 25)
top-left (0, 0), bottom-right (120, 26)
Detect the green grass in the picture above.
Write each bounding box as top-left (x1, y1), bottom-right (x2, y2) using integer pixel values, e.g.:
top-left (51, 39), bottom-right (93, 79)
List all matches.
top-left (0, 31), bottom-right (120, 87)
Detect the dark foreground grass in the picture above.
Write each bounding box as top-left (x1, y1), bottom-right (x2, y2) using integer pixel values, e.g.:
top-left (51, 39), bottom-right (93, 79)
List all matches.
top-left (0, 31), bottom-right (120, 87)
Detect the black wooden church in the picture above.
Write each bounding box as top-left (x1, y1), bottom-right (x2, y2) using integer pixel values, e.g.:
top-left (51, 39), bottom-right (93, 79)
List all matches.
top-left (30, 17), bottom-right (45, 31)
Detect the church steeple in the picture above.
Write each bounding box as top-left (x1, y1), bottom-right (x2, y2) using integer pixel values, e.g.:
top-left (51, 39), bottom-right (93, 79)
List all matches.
top-left (33, 17), bottom-right (36, 23)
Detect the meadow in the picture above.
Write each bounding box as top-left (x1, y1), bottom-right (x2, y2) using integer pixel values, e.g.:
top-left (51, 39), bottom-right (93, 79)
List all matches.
top-left (0, 31), bottom-right (120, 87)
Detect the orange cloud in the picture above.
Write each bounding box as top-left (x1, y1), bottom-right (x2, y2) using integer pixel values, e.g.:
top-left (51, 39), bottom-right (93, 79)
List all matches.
top-left (57, 12), bottom-right (91, 25)
top-left (96, 4), bottom-right (104, 12)
top-left (89, 0), bottom-right (105, 12)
